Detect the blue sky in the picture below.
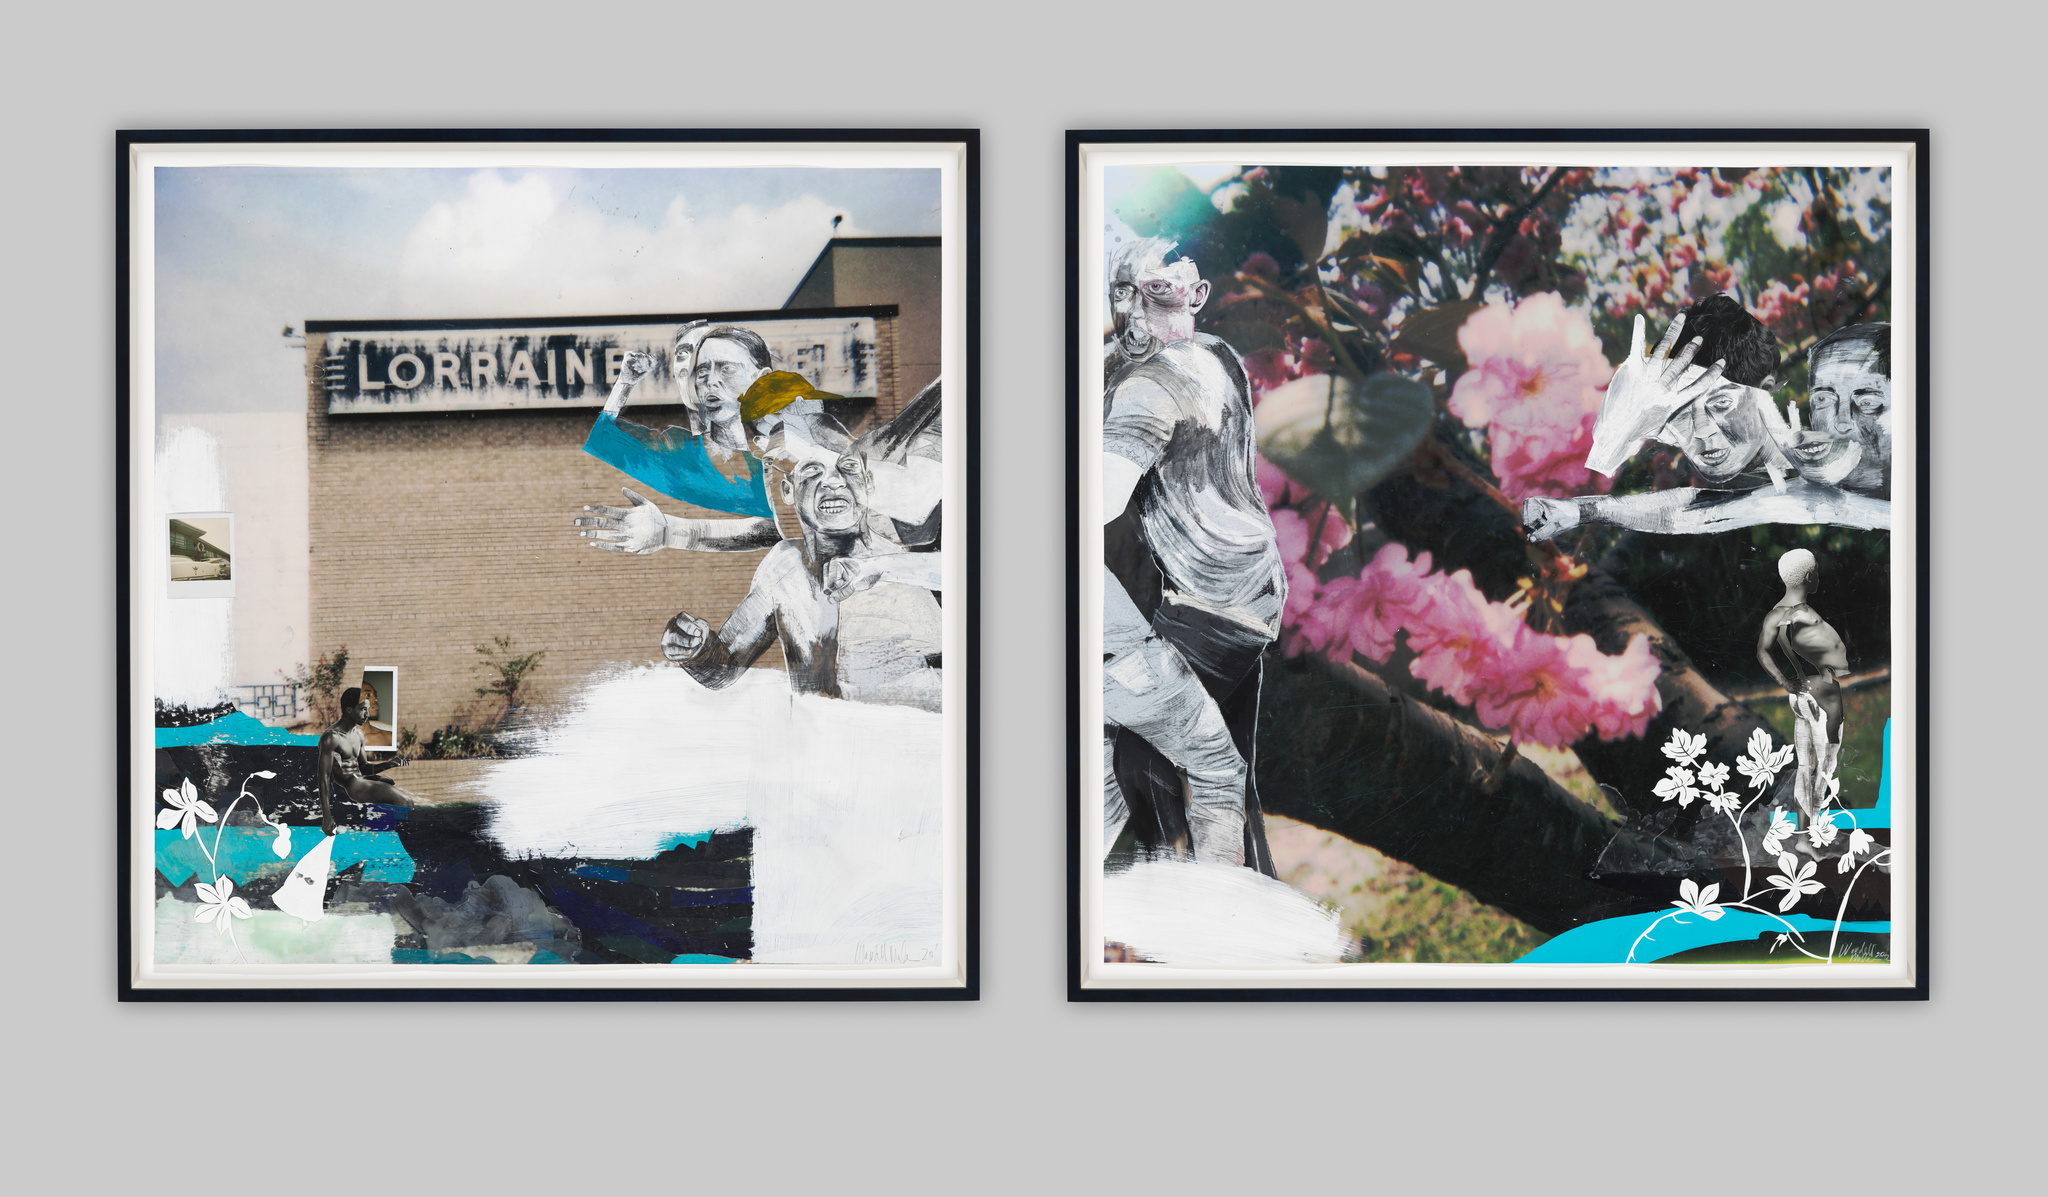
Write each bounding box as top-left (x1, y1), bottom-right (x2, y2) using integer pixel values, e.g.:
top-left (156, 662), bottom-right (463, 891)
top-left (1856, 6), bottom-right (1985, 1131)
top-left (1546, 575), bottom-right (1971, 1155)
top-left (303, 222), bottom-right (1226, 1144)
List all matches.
top-left (154, 165), bottom-right (941, 414)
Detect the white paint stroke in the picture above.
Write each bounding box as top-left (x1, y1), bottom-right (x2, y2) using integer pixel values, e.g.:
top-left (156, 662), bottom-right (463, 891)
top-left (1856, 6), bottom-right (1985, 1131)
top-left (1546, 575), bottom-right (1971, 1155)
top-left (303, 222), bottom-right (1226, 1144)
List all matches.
top-left (155, 425), bottom-right (232, 707)
top-left (476, 666), bottom-right (943, 964)
top-left (1103, 858), bottom-right (1347, 965)
top-left (478, 666), bottom-right (769, 857)
top-left (749, 690), bottom-right (942, 964)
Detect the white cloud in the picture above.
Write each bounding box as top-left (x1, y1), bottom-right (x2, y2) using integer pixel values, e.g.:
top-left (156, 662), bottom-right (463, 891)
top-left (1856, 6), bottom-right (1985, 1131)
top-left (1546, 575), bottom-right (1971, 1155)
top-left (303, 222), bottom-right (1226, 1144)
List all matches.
top-left (394, 170), bottom-right (865, 316)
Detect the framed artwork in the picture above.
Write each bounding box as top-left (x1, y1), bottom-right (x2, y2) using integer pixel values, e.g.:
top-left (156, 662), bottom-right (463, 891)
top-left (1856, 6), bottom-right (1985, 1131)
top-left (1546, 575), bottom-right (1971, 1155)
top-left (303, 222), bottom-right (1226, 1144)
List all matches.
top-left (1068, 130), bottom-right (1925, 999)
top-left (121, 129), bottom-right (978, 999)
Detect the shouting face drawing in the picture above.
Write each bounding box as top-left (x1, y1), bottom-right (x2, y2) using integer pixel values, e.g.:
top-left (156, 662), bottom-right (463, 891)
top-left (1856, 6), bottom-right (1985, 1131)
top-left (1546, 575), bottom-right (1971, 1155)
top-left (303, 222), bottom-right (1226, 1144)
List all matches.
top-left (1109, 238), bottom-right (1210, 362)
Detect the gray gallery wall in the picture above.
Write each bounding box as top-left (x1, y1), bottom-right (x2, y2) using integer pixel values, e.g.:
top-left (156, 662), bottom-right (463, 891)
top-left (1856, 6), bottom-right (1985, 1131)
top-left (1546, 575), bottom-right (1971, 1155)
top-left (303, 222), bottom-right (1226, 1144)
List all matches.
top-left (3, 1), bottom-right (2035, 1191)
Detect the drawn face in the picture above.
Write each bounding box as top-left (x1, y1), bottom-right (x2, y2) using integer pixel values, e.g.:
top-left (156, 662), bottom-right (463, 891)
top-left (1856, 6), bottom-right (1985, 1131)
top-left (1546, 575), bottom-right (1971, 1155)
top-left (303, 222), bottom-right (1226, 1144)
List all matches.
top-left (671, 327), bottom-right (709, 402)
top-left (1810, 343), bottom-right (1889, 464)
top-left (1667, 381), bottom-right (1768, 484)
top-left (1792, 428), bottom-right (1855, 473)
top-left (778, 434), bottom-right (868, 536)
top-left (747, 412), bottom-right (785, 463)
top-left (694, 337), bottom-right (765, 408)
top-left (1110, 259), bottom-right (1209, 361)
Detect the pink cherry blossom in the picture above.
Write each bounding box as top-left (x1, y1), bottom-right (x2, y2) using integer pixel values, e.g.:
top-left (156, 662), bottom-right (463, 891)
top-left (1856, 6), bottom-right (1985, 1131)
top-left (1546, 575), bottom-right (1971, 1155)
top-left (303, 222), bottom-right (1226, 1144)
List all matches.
top-left (1269, 497), bottom-right (1349, 566)
top-left (1566, 632), bottom-right (1664, 741)
top-left (1287, 574), bottom-right (1358, 661)
top-left (1447, 293), bottom-right (1618, 502)
top-left (1487, 406), bottom-right (1611, 500)
top-left (1271, 525), bottom-right (1664, 747)
top-left (1255, 453), bottom-right (1305, 508)
top-left (1243, 350), bottom-right (1307, 401)
top-left (1332, 543), bottom-right (1435, 663)
top-left (1754, 278), bottom-right (1810, 336)
top-left (1470, 625), bottom-right (1599, 748)
top-left (1404, 568), bottom-right (1520, 707)
top-left (1269, 507), bottom-right (1350, 623)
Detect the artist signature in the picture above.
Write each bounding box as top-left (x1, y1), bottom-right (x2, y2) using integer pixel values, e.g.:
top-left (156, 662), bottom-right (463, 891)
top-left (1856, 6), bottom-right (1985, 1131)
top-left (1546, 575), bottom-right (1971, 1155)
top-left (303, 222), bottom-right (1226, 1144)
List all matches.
top-left (855, 943), bottom-right (936, 964)
top-left (1834, 942), bottom-right (1889, 962)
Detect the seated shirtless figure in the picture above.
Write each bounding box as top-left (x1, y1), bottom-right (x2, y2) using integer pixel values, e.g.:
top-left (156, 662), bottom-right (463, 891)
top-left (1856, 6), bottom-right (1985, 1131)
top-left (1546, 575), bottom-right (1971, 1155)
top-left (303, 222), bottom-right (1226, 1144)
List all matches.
top-left (317, 686), bottom-right (413, 835)
top-left (1755, 549), bottom-right (1850, 820)
top-left (660, 421), bottom-right (943, 713)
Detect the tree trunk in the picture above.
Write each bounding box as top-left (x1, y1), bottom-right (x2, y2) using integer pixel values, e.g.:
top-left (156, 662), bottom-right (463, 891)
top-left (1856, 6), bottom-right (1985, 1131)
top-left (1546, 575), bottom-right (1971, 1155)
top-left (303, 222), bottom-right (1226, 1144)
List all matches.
top-left (1255, 651), bottom-right (1718, 935)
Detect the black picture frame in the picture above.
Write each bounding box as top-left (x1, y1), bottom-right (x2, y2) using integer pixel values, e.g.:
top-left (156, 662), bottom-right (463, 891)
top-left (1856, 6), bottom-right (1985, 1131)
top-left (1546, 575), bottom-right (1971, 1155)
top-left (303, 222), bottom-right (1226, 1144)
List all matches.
top-left (1067, 128), bottom-right (1927, 1001)
top-left (119, 128), bottom-right (979, 1001)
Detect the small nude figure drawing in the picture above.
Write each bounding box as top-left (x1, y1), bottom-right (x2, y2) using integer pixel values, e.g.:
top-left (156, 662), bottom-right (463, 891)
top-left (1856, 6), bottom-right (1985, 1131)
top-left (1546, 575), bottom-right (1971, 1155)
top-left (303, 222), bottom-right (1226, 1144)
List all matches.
top-left (317, 685), bottom-right (414, 836)
top-left (1755, 549), bottom-right (1850, 820)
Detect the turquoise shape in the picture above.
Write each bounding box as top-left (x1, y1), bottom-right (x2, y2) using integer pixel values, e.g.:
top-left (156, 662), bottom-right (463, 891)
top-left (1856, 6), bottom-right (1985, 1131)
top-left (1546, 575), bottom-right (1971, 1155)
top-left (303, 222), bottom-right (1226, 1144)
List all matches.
top-left (155, 827), bottom-right (415, 886)
top-left (670, 954), bottom-right (739, 964)
top-left (1516, 909), bottom-right (1889, 964)
top-left (156, 712), bottom-right (319, 747)
top-left (582, 411), bottom-right (773, 518)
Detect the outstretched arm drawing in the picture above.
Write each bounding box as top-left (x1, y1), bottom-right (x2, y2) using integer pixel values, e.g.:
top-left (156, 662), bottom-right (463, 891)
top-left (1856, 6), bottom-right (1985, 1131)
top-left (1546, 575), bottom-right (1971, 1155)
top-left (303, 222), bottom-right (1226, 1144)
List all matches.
top-left (576, 487), bottom-right (781, 554)
top-left (1524, 476), bottom-right (1892, 540)
top-left (823, 550), bottom-right (943, 601)
top-left (661, 584), bottom-right (780, 691)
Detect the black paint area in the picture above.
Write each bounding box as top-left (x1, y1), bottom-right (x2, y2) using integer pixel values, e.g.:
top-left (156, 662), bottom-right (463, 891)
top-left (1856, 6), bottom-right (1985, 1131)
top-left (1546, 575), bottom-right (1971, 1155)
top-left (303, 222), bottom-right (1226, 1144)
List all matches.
top-left (155, 699), bottom-right (240, 727)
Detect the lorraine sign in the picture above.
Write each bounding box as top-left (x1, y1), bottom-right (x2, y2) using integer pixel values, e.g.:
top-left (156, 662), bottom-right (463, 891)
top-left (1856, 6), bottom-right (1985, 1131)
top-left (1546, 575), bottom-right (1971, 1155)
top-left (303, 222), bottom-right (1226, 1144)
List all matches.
top-left (311, 307), bottom-right (887, 415)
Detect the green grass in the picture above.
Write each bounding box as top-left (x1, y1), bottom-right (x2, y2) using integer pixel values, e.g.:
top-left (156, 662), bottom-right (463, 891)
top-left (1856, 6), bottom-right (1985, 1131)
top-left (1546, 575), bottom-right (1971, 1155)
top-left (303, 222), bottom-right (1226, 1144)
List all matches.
top-left (1265, 816), bottom-right (1549, 963)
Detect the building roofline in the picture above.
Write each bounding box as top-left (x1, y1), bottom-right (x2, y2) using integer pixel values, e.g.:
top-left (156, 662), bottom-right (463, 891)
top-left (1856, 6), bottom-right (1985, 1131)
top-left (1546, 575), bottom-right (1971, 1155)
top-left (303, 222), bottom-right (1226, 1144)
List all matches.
top-left (783, 236), bottom-right (943, 308)
top-left (304, 304), bottom-right (898, 334)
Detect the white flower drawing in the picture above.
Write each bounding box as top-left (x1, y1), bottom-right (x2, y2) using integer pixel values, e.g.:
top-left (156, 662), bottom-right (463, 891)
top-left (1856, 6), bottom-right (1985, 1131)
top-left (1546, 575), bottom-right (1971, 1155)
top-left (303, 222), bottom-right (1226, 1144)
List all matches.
top-left (1805, 809), bottom-right (1840, 849)
top-left (1705, 788), bottom-right (1741, 816)
top-left (194, 875), bottom-right (253, 926)
top-left (1762, 807), bottom-right (1797, 855)
top-left (1697, 760), bottom-right (1730, 793)
top-left (269, 820), bottom-right (293, 860)
top-left (1653, 766), bottom-right (1700, 807)
top-left (1670, 878), bottom-right (1726, 921)
top-left (1737, 729), bottom-right (1795, 791)
top-left (1662, 728), bottom-right (1707, 768)
top-left (1766, 853), bottom-right (1826, 913)
top-left (1839, 827), bottom-right (1877, 873)
top-left (1769, 932), bottom-right (1792, 954)
top-left (156, 778), bottom-right (217, 840)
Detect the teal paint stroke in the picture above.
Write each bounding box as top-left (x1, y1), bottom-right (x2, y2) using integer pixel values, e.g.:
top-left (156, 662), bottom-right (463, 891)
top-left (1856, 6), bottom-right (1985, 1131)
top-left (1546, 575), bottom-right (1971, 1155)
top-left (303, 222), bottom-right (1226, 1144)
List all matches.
top-left (582, 411), bottom-right (773, 518)
top-left (670, 954), bottom-right (738, 964)
top-left (156, 828), bottom-right (415, 886)
top-left (155, 712), bottom-right (320, 747)
top-left (658, 831), bottom-right (713, 851)
top-left (1516, 910), bottom-right (1889, 964)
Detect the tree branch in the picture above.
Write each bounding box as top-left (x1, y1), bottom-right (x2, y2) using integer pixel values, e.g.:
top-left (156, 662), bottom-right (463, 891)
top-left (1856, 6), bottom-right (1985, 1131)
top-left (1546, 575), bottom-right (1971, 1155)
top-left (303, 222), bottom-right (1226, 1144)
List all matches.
top-left (1468, 168), bottom-right (1566, 299)
top-left (1257, 651), bottom-right (1717, 935)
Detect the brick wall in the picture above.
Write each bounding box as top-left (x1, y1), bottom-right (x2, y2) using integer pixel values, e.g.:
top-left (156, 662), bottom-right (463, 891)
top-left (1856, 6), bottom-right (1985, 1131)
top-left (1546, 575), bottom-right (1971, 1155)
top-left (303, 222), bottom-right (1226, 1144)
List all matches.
top-left (305, 314), bottom-right (900, 735)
